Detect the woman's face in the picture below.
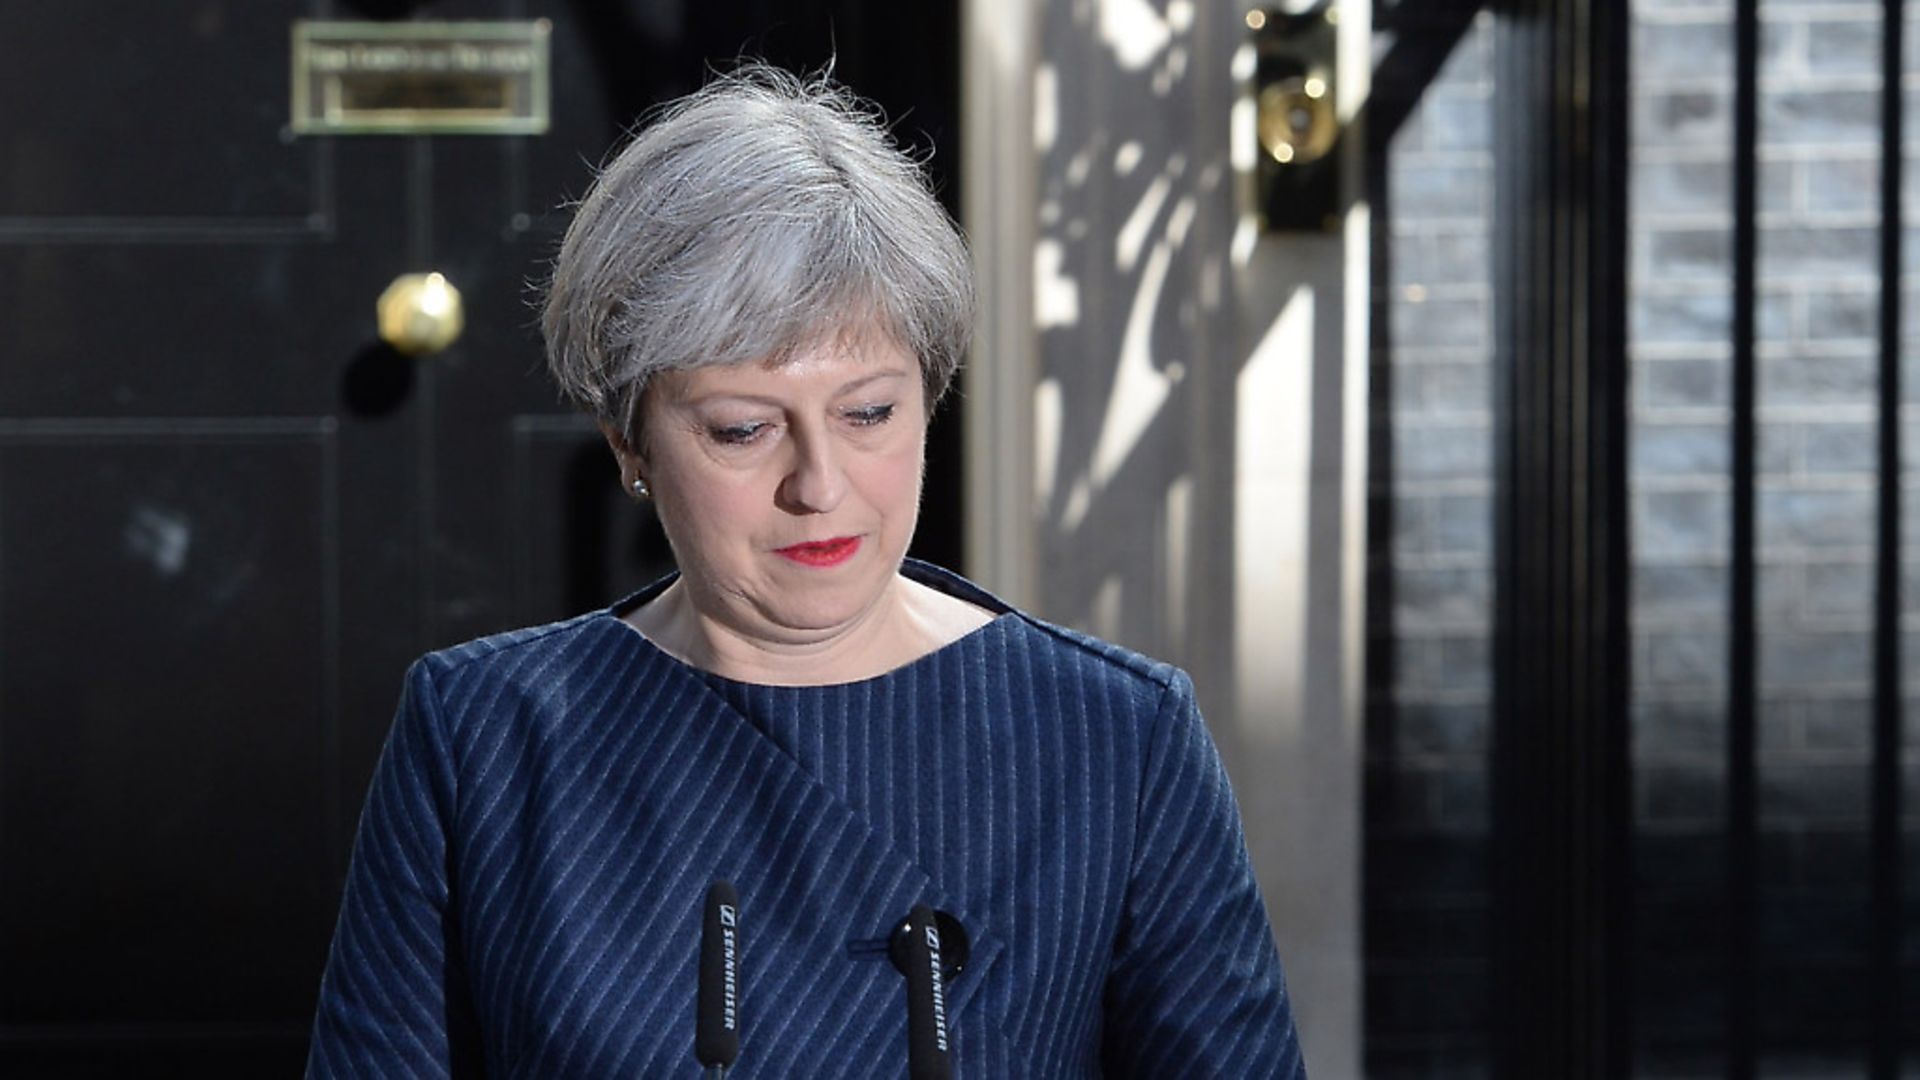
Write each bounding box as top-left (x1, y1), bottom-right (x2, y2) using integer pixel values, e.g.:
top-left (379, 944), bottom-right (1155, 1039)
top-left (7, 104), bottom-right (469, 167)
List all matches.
top-left (623, 329), bottom-right (928, 647)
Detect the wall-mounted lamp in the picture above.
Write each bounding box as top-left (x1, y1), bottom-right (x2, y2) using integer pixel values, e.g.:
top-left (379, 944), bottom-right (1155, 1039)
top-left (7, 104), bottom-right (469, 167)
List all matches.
top-left (1247, 4), bottom-right (1341, 231)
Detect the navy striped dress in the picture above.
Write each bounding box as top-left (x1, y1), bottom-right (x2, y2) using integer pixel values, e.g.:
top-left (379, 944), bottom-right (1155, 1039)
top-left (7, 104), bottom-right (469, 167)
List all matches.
top-left (307, 563), bottom-right (1306, 1077)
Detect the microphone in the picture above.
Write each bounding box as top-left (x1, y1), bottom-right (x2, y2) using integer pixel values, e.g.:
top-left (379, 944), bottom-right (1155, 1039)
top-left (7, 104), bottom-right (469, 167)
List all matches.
top-left (899, 903), bottom-right (954, 1080)
top-left (696, 880), bottom-right (741, 1076)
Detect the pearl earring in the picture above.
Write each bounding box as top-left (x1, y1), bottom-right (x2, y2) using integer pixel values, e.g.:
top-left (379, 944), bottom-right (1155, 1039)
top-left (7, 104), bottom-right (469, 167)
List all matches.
top-left (631, 476), bottom-right (651, 499)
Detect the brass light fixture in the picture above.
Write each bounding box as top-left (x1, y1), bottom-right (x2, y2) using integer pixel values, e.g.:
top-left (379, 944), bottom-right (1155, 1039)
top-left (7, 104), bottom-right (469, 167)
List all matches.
top-left (1258, 73), bottom-right (1337, 167)
top-left (1248, 4), bottom-right (1341, 231)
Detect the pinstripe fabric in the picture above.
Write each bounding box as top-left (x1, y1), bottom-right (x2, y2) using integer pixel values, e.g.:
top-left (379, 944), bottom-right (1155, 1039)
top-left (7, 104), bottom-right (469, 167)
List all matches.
top-left (307, 563), bottom-right (1305, 1078)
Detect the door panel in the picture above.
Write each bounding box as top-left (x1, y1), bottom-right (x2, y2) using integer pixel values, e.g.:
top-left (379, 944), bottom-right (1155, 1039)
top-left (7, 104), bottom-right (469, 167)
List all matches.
top-left (0, 243), bottom-right (380, 416)
top-left (0, 433), bottom-right (337, 1025)
top-left (0, 4), bottom-right (321, 223)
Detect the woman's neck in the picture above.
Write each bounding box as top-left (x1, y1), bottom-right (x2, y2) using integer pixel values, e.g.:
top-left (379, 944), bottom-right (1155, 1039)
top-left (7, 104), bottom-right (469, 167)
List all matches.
top-left (625, 574), bottom-right (994, 686)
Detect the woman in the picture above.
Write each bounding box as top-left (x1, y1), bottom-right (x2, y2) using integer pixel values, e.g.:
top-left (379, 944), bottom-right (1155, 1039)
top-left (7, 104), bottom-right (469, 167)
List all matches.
top-left (308, 65), bottom-right (1306, 1078)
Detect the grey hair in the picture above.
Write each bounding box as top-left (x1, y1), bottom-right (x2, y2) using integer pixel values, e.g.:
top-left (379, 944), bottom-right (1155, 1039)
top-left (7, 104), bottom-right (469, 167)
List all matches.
top-left (541, 63), bottom-right (975, 446)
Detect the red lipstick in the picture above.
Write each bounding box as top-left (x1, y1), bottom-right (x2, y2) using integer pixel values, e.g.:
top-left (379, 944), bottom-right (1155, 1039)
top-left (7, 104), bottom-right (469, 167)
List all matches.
top-left (774, 536), bottom-right (861, 567)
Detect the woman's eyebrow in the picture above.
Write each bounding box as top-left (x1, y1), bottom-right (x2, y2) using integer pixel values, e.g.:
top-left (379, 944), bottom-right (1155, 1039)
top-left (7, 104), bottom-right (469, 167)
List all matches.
top-left (834, 369), bottom-right (911, 395)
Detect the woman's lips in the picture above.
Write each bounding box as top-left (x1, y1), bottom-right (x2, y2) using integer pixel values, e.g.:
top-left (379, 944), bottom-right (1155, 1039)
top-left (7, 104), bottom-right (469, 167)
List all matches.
top-left (774, 536), bottom-right (862, 567)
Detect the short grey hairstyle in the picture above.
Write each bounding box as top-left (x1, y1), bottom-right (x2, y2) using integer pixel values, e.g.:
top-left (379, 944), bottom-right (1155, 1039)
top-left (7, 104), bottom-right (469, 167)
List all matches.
top-left (541, 64), bottom-right (975, 445)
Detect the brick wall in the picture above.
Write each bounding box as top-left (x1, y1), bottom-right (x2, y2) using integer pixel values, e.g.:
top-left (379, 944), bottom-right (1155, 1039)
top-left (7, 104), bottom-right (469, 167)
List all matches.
top-left (1631, 0), bottom-right (1917, 1070)
top-left (1368, 1), bottom-right (1919, 1074)
top-left (1367, 9), bottom-right (1496, 1075)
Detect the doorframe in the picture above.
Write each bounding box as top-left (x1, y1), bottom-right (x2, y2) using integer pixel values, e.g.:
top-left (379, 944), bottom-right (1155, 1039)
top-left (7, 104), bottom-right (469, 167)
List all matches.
top-left (960, 0), bottom-right (1041, 607)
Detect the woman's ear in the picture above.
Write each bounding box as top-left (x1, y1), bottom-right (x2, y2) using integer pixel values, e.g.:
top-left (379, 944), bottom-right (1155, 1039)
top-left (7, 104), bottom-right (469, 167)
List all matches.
top-left (598, 419), bottom-right (645, 486)
top-left (598, 418), bottom-right (635, 459)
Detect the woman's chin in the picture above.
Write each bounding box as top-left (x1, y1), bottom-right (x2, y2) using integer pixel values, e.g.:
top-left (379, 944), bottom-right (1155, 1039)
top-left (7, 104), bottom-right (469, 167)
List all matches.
top-left (745, 573), bottom-right (899, 639)
top-left (753, 598), bottom-right (876, 639)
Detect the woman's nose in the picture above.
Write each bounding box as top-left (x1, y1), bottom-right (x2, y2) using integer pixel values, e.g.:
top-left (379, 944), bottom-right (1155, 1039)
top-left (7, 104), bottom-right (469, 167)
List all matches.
top-left (778, 429), bottom-right (848, 513)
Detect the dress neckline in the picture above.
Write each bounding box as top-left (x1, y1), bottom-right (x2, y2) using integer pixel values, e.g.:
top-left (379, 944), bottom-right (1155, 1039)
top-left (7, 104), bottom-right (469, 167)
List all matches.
top-left (596, 559), bottom-right (1020, 691)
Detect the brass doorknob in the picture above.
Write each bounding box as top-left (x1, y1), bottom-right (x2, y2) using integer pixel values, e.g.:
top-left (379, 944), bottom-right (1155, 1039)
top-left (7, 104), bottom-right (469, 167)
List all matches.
top-left (376, 271), bottom-right (465, 355)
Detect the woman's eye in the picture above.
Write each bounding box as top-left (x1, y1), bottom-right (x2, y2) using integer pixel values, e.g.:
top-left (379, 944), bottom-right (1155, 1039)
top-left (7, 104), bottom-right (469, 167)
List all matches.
top-left (708, 422), bottom-right (767, 445)
top-left (845, 403), bottom-right (895, 427)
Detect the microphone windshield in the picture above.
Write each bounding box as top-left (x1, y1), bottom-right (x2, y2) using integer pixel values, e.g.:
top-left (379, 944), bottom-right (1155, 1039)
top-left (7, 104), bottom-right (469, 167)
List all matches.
top-left (696, 879), bottom-right (741, 1068)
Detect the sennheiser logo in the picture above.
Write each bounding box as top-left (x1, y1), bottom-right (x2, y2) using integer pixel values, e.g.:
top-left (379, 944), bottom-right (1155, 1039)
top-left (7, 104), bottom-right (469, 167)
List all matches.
top-left (719, 904), bottom-right (738, 1031)
top-left (925, 925), bottom-right (948, 1052)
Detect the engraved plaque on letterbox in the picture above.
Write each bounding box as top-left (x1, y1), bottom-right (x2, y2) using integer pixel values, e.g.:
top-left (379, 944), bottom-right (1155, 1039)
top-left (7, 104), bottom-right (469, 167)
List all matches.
top-left (290, 20), bottom-right (551, 135)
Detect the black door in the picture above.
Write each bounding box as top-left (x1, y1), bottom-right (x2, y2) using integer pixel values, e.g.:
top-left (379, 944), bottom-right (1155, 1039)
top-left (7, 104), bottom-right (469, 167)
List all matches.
top-left (0, 3), bottom-right (958, 1073)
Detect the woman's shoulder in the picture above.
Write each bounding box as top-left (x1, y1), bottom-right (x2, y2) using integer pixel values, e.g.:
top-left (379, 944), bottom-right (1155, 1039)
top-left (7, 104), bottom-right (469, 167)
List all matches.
top-left (1006, 612), bottom-right (1189, 702)
top-left (407, 605), bottom-right (650, 706)
top-left (905, 560), bottom-right (1188, 706)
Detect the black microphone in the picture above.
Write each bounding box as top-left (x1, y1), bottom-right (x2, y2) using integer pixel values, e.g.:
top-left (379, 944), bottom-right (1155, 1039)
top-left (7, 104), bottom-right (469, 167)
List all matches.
top-left (696, 880), bottom-right (741, 1076)
top-left (900, 903), bottom-right (954, 1080)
